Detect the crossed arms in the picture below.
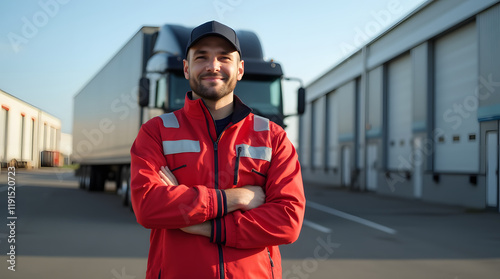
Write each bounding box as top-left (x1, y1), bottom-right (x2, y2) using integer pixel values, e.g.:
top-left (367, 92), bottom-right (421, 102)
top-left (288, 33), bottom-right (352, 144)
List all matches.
top-left (130, 120), bottom-right (305, 249)
top-left (158, 165), bottom-right (265, 237)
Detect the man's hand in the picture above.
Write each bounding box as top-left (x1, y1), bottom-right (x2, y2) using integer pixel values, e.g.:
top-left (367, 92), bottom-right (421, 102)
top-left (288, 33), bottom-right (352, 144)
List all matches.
top-left (225, 185), bottom-right (265, 212)
top-left (159, 166), bottom-right (212, 236)
top-left (158, 166), bottom-right (178, 186)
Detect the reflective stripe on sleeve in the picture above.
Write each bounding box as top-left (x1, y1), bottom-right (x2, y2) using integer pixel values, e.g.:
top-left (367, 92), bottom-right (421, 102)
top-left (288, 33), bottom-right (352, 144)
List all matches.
top-left (163, 140), bottom-right (201, 155)
top-left (254, 115), bottom-right (269, 132)
top-left (159, 112), bottom-right (179, 128)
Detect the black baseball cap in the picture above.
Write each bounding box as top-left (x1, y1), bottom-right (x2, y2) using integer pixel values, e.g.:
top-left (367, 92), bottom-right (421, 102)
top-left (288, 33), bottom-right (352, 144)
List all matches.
top-left (185, 20), bottom-right (241, 58)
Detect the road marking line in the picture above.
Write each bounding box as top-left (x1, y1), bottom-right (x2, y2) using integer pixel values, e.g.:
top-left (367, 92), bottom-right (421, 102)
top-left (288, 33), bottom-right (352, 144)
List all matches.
top-left (303, 219), bottom-right (332, 234)
top-left (306, 200), bottom-right (398, 235)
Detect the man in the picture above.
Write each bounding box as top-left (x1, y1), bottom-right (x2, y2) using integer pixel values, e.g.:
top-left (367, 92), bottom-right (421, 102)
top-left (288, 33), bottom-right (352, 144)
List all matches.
top-left (130, 20), bottom-right (305, 279)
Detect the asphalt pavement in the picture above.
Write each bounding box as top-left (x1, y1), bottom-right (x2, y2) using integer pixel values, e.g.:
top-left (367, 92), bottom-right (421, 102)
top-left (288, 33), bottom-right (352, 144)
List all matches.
top-left (0, 168), bottom-right (498, 279)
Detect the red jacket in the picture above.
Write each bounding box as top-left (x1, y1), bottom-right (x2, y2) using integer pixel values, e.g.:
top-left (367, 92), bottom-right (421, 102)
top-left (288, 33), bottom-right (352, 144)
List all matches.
top-left (130, 93), bottom-right (305, 279)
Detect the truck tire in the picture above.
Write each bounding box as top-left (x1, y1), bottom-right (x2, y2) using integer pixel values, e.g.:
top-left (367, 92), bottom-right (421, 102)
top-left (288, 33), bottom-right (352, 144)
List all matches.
top-left (81, 166), bottom-right (91, 190)
top-left (119, 166), bottom-right (131, 206)
top-left (88, 166), bottom-right (106, 192)
top-left (78, 166), bottom-right (85, 189)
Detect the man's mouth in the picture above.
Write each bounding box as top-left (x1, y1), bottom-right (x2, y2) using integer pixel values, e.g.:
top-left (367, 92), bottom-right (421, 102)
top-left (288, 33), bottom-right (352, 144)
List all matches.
top-left (200, 74), bottom-right (226, 82)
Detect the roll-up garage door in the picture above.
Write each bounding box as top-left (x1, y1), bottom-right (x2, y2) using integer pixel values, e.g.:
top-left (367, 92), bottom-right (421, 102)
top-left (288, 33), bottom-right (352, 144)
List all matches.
top-left (0, 108), bottom-right (7, 162)
top-left (312, 96), bottom-right (326, 169)
top-left (337, 81), bottom-right (355, 141)
top-left (300, 102), bottom-right (312, 168)
top-left (326, 91), bottom-right (339, 169)
top-left (434, 22), bottom-right (479, 173)
top-left (387, 54), bottom-right (412, 170)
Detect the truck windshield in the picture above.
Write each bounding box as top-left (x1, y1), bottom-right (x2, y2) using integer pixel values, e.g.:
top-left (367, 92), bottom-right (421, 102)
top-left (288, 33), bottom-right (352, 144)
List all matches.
top-left (168, 73), bottom-right (283, 118)
top-left (168, 74), bottom-right (191, 110)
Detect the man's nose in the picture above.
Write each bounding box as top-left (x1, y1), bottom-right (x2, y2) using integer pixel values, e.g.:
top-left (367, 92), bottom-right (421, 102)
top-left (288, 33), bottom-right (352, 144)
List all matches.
top-left (206, 57), bottom-right (221, 72)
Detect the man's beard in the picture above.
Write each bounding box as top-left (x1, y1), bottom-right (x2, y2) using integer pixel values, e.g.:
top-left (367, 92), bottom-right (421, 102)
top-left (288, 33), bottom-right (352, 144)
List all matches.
top-left (189, 72), bottom-right (237, 101)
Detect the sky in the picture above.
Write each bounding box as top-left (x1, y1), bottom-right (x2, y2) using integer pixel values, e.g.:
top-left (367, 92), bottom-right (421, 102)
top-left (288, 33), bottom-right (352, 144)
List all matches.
top-left (0, 0), bottom-right (427, 135)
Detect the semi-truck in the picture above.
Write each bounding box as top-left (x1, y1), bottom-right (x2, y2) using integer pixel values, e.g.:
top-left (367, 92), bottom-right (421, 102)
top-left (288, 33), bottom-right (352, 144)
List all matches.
top-left (73, 24), bottom-right (305, 207)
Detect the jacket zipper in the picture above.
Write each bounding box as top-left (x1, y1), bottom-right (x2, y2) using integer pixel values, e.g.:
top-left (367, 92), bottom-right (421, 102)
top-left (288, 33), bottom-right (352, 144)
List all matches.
top-left (234, 146), bottom-right (242, 185)
top-left (214, 139), bottom-right (225, 279)
top-left (201, 100), bottom-right (233, 279)
top-left (267, 248), bottom-right (275, 279)
top-left (208, 106), bottom-right (227, 279)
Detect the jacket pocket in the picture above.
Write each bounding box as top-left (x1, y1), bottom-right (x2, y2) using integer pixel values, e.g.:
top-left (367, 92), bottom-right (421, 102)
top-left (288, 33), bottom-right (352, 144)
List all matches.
top-left (171, 164), bottom-right (187, 172)
top-left (233, 144), bottom-right (271, 187)
top-left (251, 169), bottom-right (266, 178)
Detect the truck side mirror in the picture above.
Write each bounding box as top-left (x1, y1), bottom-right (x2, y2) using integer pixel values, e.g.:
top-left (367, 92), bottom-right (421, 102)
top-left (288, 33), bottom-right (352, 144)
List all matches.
top-left (297, 87), bottom-right (306, 115)
top-left (138, 77), bottom-right (150, 107)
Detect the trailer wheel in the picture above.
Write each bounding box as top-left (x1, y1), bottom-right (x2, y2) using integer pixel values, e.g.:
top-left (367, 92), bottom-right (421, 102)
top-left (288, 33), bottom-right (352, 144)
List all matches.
top-left (82, 166), bottom-right (91, 190)
top-left (78, 166), bottom-right (85, 189)
top-left (87, 166), bottom-right (106, 192)
top-left (119, 166), bottom-right (131, 206)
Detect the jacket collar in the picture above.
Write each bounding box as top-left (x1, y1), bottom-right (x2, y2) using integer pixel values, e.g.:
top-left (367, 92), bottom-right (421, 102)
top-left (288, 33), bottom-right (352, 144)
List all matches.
top-left (231, 94), bottom-right (252, 124)
top-left (183, 91), bottom-right (207, 119)
top-left (183, 91), bottom-right (252, 124)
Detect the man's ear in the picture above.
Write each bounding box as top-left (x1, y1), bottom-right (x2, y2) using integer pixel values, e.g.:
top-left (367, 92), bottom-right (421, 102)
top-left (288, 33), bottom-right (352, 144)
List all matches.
top-left (183, 59), bottom-right (189, 80)
top-left (237, 60), bottom-right (244, 81)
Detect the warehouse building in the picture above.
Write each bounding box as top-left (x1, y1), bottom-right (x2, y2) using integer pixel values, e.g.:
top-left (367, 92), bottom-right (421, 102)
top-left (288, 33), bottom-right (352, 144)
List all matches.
top-left (299, 0), bottom-right (500, 211)
top-left (0, 89), bottom-right (62, 169)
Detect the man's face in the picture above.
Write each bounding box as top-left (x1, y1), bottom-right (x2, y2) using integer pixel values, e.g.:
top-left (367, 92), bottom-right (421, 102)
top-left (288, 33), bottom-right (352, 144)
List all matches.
top-left (183, 36), bottom-right (244, 101)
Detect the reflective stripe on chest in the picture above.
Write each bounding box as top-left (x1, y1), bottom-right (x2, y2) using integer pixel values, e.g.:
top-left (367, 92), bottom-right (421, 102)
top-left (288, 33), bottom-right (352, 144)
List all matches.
top-left (160, 112), bottom-right (271, 156)
top-left (235, 144), bottom-right (272, 162)
top-left (162, 140), bottom-right (201, 155)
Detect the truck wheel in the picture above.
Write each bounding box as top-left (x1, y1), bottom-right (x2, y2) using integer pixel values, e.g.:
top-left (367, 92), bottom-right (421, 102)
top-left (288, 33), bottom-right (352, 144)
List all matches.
top-left (88, 166), bottom-right (106, 192)
top-left (82, 166), bottom-right (91, 190)
top-left (78, 166), bottom-right (85, 189)
top-left (119, 166), bottom-right (130, 206)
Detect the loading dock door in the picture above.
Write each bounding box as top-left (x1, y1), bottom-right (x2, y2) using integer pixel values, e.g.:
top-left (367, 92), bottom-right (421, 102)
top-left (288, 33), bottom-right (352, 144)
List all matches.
top-left (326, 92), bottom-right (339, 170)
top-left (434, 22), bottom-right (479, 173)
top-left (300, 103), bottom-right (312, 168)
top-left (312, 97), bottom-right (326, 169)
top-left (387, 54), bottom-right (412, 171)
top-left (0, 108), bottom-right (7, 162)
top-left (413, 137), bottom-right (423, 198)
top-left (486, 131), bottom-right (498, 209)
top-left (342, 147), bottom-right (351, 187)
top-left (366, 143), bottom-right (378, 191)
